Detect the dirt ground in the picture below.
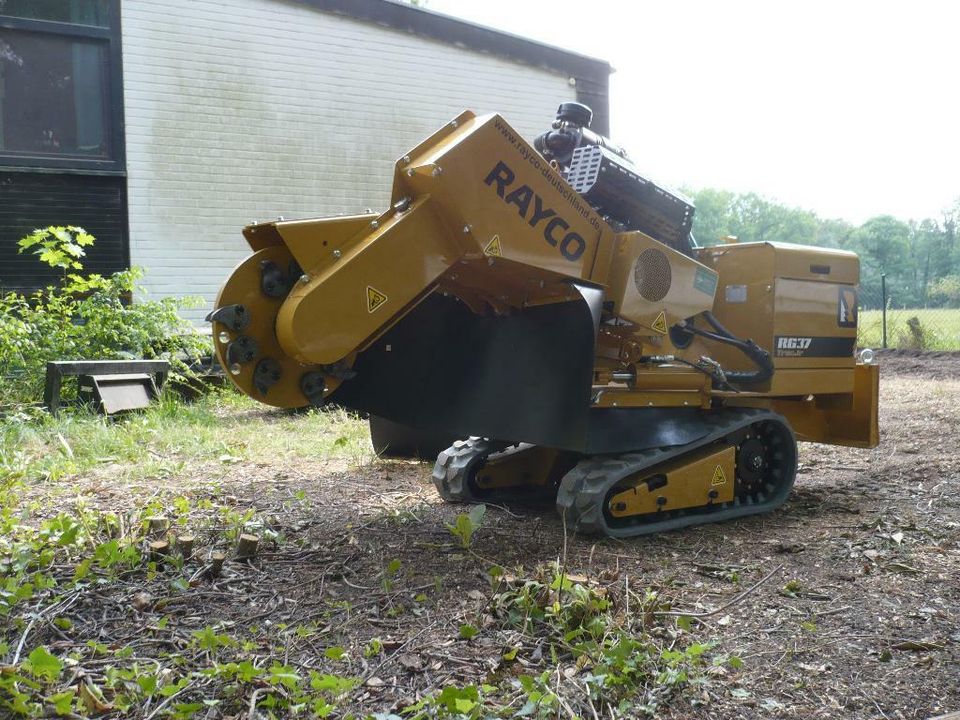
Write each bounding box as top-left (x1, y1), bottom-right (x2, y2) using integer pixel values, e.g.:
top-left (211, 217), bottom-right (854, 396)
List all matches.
top-left (19, 351), bottom-right (960, 718)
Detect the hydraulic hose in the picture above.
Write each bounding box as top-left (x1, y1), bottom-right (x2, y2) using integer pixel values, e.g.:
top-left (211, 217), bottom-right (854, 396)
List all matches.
top-left (683, 312), bottom-right (774, 387)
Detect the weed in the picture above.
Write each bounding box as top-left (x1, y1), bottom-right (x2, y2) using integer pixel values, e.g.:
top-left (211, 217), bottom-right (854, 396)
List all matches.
top-left (446, 504), bottom-right (486, 549)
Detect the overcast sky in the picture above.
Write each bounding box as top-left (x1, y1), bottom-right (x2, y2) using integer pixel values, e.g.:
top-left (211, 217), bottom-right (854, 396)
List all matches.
top-left (427, 0), bottom-right (959, 225)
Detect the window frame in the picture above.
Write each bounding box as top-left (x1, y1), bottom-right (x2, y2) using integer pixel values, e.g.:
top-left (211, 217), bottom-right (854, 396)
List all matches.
top-left (0, 1), bottom-right (124, 174)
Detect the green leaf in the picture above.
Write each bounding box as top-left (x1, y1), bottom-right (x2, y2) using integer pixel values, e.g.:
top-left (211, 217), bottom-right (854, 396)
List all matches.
top-left (48, 690), bottom-right (76, 715)
top-left (267, 663), bottom-right (300, 689)
top-left (467, 504), bottom-right (486, 528)
top-left (459, 623), bottom-right (479, 640)
top-left (676, 614), bottom-right (692, 631)
top-left (324, 646), bottom-right (347, 661)
top-left (25, 646), bottom-right (62, 681)
top-left (172, 701), bottom-right (204, 719)
top-left (312, 698), bottom-right (335, 717)
top-left (137, 674), bottom-right (158, 695)
top-left (73, 559), bottom-right (92, 581)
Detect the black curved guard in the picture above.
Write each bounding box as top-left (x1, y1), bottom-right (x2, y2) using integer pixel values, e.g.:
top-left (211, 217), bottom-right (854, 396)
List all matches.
top-left (327, 288), bottom-right (599, 452)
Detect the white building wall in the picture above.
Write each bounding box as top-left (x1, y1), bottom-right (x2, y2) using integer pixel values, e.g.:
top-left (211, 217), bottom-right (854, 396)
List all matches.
top-left (121, 0), bottom-right (576, 318)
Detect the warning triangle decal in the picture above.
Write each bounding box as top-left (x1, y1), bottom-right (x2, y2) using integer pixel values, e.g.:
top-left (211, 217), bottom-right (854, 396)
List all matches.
top-left (838, 288), bottom-right (858, 328)
top-left (366, 285), bottom-right (388, 313)
top-left (711, 465), bottom-right (727, 486)
top-left (483, 235), bottom-right (502, 257)
top-left (651, 310), bottom-right (668, 334)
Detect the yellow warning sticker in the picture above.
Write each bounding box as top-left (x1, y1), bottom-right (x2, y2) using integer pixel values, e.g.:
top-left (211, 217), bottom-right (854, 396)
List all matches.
top-left (483, 235), bottom-right (502, 257)
top-left (651, 310), bottom-right (668, 334)
top-left (366, 285), bottom-right (388, 313)
top-left (711, 465), bottom-right (727, 486)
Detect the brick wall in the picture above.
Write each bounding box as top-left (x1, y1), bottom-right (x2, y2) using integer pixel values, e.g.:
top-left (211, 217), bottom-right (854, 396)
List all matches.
top-left (121, 0), bottom-right (576, 319)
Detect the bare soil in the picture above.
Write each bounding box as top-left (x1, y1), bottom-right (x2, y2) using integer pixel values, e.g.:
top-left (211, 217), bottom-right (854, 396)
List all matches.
top-left (21, 354), bottom-right (960, 718)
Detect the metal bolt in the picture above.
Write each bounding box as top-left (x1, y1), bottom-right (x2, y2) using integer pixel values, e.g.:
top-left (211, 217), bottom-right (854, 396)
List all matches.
top-left (371, 220), bottom-right (379, 229)
top-left (406, 168), bottom-right (415, 177)
top-left (450, 119), bottom-right (458, 127)
top-left (300, 274), bottom-right (310, 284)
top-left (431, 166), bottom-right (442, 177)
top-left (462, 224), bottom-right (471, 233)
top-left (333, 249), bottom-right (342, 259)
top-left (402, 155), bottom-right (411, 163)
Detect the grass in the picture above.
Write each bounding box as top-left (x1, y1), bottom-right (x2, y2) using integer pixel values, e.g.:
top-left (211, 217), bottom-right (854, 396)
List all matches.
top-left (0, 390), bottom-right (374, 486)
top-left (858, 307), bottom-right (960, 350)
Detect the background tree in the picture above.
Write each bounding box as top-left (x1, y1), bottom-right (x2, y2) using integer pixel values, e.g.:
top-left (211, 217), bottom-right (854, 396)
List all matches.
top-left (687, 187), bottom-right (960, 309)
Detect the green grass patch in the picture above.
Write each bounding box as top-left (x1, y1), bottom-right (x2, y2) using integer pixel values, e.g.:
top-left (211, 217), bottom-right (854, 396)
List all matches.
top-left (0, 391), bottom-right (373, 485)
top-left (858, 308), bottom-right (960, 350)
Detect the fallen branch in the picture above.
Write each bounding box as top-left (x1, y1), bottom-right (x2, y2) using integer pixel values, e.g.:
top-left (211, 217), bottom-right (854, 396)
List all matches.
top-left (654, 564), bottom-right (783, 619)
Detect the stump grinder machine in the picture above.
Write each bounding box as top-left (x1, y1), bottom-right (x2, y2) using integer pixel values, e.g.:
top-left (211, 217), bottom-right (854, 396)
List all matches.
top-left (208, 104), bottom-right (879, 537)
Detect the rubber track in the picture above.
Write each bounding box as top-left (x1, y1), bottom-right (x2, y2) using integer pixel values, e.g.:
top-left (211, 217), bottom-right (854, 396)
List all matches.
top-left (555, 408), bottom-right (797, 537)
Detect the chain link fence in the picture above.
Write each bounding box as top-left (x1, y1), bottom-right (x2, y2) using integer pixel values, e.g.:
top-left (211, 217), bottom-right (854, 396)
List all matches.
top-left (858, 274), bottom-right (960, 350)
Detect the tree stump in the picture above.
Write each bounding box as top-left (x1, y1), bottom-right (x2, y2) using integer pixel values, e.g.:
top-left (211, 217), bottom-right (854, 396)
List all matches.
top-left (149, 539), bottom-right (169, 561)
top-left (176, 535), bottom-right (195, 559)
top-left (210, 551), bottom-right (226, 577)
top-left (147, 516), bottom-right (169, 536)
top-left (237, 533), bottom-right (260, 560)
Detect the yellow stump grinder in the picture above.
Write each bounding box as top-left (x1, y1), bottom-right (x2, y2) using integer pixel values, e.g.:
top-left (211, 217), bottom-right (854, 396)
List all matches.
top-left (208, 103), bottom-right (879, 537)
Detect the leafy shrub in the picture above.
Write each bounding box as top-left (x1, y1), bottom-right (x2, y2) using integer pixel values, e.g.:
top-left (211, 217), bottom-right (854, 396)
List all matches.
top-left (929, 274), bottom-right (960, 308)
top-left (0, 226), bottom-right (209, 406)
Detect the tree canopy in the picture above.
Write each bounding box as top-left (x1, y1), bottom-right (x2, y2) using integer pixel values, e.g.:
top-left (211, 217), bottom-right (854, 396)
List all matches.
top-left (686, 189), bottom-right (960, 308)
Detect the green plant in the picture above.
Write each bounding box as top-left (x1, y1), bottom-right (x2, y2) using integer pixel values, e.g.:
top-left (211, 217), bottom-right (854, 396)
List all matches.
top-left (1, 226), bottom-right (208, 406)
top-left (445, 505), bottom-right (485, 549)
top-left (17, 226), bottom-right (94, 279)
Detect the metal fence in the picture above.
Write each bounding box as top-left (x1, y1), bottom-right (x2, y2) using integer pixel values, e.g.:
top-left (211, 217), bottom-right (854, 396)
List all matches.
top-left (858, 274), bottom-right (960, 351)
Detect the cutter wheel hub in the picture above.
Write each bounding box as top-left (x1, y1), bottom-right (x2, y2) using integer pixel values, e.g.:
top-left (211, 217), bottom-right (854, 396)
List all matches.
top-left (207, 245), bottom-right (348, 409)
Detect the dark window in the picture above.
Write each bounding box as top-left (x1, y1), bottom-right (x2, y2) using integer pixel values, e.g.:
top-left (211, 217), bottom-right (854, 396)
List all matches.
top-left (0, 0), bottom-right (121, 171)
top-left (0, 31), bottom-right (111, 159)
top-left (0, 0), bottom-right (110, 26)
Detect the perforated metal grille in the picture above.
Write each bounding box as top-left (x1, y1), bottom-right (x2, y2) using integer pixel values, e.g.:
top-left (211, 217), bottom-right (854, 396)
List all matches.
top-left (566, 145), bottom-right (603, 193)
top-left (634, 248), bottom-right (672, 302)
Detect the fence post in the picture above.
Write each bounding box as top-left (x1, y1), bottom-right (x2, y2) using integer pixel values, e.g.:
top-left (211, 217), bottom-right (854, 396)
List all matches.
top-left (881, 273), bottom-right (887, 349)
